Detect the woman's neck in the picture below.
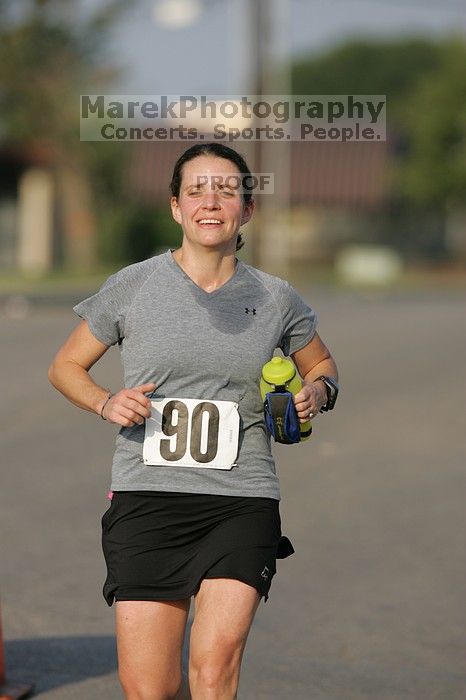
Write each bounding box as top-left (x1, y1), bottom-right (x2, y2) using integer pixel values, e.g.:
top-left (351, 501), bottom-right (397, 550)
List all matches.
top-left (171, 245), bottom-right (237, 293)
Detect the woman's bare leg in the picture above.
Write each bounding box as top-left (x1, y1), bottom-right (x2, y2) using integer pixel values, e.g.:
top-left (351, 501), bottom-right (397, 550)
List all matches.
top-left (188, 578), bottom-right (261, 699)
top-left (116, 599), bottom-right (190, 700)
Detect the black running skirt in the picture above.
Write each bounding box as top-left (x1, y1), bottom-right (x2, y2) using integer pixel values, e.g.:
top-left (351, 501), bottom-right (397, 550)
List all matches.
top-left (101, 491), bottom-right (295, 606)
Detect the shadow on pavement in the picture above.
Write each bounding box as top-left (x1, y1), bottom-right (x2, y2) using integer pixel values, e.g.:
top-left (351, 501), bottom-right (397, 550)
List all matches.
top-left (4, 635), bottom-right (117, 695)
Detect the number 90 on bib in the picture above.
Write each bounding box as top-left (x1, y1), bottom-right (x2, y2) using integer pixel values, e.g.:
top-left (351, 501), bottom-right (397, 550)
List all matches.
top-left (143, 397), bottom-right (240, 470)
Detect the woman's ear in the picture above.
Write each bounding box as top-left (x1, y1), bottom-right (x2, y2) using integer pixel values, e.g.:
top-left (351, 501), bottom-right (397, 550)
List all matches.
top-left (241, 199), bottom-right (255, 226)
top-left (170, 196), bottom-right (182, 224)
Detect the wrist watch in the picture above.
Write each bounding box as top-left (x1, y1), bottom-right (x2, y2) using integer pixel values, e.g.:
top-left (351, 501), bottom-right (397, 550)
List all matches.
top-left (316, 376), bottom-right (339, 412)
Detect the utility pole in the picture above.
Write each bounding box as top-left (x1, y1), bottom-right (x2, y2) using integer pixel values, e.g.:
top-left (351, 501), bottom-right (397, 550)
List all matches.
top-left (154, 0), bottom-right (292, 274)
top-left (250, 0), bottom-right (291, 275)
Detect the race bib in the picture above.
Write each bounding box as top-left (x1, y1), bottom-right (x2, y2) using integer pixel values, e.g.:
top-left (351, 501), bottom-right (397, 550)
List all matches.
top-left (143, 397), bottom-right (240, 470)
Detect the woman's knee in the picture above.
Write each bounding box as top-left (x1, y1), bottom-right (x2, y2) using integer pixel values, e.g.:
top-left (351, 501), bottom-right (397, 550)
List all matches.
top-left (115, 599), bottom-right (189, 700)
top-left (189, 644), bottom-right (242, 692)
top-left (119, 668), bottom-right (183, 700)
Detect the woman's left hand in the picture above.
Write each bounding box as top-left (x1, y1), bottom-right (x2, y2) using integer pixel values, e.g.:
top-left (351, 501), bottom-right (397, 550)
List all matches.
top-left (293, 380), bottom-right (327, 423)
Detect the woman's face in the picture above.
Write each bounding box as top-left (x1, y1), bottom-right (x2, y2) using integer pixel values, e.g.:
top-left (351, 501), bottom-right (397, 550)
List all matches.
top-left (171, 154), bottom-right (254, 252)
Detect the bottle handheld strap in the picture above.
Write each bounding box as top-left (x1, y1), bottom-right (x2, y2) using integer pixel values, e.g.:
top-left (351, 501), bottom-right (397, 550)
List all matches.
top-left (264, 391), bottom-right (301, 444)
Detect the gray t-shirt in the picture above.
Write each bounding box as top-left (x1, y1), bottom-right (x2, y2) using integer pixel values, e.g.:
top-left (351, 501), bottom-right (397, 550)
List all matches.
top-left (73, 249), bottom-right (317, 500)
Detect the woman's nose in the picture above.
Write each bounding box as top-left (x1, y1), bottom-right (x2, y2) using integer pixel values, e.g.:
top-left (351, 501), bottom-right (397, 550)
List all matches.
top-left (201, 191), bottom-right (221, 208)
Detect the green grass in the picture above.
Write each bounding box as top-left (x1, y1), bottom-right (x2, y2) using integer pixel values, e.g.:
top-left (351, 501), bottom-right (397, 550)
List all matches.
top-left (0, 268), bottom-right (119, 295)
top-left (1, 262), bottom-right (465, 298)
top-left (291, 261), bottom-right (466, 293)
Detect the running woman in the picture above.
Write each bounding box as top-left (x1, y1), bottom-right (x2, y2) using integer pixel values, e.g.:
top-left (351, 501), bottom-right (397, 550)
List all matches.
top-left (48, 143), bottom-right (338, 700)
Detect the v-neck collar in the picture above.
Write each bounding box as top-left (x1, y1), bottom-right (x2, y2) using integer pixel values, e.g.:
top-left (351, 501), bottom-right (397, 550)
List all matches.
top-left (166, 248), bottom-right (242, 297)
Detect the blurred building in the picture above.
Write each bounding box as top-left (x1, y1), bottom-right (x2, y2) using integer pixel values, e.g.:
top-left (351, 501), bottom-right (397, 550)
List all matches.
top-left (0, 142), bottom-right (95, 274)
top-left (1, 136), bottom-right (460, 272)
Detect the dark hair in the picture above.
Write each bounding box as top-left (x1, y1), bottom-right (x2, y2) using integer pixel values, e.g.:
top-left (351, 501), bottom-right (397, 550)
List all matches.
top-left (170, 143), bottom-right (253, 251)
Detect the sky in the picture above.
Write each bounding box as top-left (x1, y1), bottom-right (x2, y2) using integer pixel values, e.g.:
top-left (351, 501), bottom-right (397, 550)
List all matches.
top-left (104, 0), bottom-right (466, 95)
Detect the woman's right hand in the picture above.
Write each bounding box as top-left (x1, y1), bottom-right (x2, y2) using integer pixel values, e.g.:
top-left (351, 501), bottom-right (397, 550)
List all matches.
top-left (101, 383), bottom-right (156, 427)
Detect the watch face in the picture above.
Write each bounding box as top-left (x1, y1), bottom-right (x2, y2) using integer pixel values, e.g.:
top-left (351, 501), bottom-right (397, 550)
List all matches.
top-left (324, 377), bottom-right (339, 395)
top-left (318, 376), bottom-right (338, 412)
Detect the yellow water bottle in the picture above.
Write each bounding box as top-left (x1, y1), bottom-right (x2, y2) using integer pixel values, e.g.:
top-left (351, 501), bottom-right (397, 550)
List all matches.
top-left (260, 356), bottom-right (312, 441)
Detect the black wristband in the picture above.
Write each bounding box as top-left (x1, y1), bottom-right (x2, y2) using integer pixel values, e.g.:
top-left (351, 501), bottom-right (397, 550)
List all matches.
top-left (100, 392), bottom-right (113, 420)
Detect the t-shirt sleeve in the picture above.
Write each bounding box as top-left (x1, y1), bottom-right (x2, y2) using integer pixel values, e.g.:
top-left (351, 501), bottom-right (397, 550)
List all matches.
top-left (278, 281), bottom-right (317, 356)
top-left (73, 271), bottom-right (130, 346)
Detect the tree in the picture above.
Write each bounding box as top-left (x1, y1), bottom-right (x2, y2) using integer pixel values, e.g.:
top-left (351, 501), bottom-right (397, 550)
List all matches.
top-left (399, 38), bottom-right (466, 208)
top-left (0, 0), bottom-right (129, 270)
top-left (292, 35), bottom-right (466, 213)
top-left (292, 36), bottom-right (444, 124)
top-left (0, 0), bottom-right (129, 142)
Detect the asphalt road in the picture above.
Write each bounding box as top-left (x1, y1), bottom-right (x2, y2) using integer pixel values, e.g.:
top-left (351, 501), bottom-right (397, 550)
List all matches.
top-left (1, 287), bottom-right (465, 699)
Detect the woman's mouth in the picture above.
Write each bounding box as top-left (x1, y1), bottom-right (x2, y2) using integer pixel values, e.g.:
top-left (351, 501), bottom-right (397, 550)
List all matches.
top-left (197, 218), bottom-right (223, 227)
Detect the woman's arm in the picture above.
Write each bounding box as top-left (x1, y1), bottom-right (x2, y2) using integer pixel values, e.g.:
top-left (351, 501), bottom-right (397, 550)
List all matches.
top-left (290, 332), bottom-right (339, 422)
top-left (48, 319), bottom-right (155, 427)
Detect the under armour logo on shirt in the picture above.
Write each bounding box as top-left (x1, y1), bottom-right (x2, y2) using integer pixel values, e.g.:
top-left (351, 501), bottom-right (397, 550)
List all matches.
top-left (245, 307), bottom-right (257, 315)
